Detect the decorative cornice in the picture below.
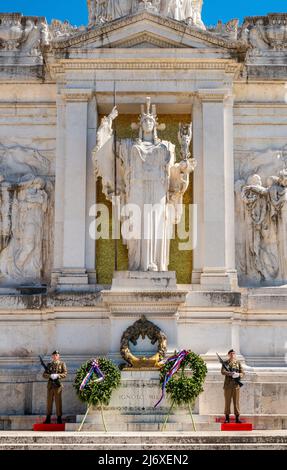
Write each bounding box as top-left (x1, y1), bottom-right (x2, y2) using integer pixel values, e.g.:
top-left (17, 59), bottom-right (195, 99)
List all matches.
top-left (243, 13), bottom-right (287, 25)
top-left (61, 88), bottom-right (93, 102)
top-left (101, 289), bottom-right (187, 317)
top-left (50, 59), bottom-right (240, 76)
top-left (196, 88), bottom-right (233, 102)
top-left (51, 11), bottom-right (247, 52)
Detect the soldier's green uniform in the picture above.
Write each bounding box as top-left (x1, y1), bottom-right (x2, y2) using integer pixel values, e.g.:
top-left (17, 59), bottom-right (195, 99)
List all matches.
top-left (43, 351), bottom-right (67, 424)
top-left (221, 355), bottom-right (244, 423)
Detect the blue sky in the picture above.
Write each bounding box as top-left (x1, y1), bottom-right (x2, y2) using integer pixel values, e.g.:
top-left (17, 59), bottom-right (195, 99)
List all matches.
top-left (0, 1), bottom-right (286, 26)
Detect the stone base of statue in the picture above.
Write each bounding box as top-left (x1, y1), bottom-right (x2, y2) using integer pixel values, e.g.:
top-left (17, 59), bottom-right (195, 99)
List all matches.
top-left (101, 271), bottom-right (187, 356)
top-left (111, 270), bottom-right (177, 290)
top-left (66, 370), bottom-right (208, 432)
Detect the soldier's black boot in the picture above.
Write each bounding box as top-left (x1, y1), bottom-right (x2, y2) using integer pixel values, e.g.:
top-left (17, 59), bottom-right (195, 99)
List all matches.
top-left (57, 416), bottom-right (62, 424)
top-left (224, 415), bottom-right (230, 423)
top-left (43, 415), bottom-right (51, 424)
top-left (235, 415), bottom-right (242, 424)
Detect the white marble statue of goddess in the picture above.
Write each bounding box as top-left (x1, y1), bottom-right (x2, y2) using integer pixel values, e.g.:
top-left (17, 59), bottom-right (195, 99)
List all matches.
top-left (92, 97), bottom-right (196, 272)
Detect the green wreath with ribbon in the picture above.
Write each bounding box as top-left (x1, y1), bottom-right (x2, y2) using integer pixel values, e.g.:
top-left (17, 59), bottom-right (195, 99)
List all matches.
top-left (74, 357), bottom-right (121, 431)
top-left (158, 350), bottom-right (208, 431)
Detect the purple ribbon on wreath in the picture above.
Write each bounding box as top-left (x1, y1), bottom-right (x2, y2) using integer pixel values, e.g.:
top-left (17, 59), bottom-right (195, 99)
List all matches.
top-left (154, 349), bottom-right (189, 408)
top-left (80, 359), bottom-right (105, 391)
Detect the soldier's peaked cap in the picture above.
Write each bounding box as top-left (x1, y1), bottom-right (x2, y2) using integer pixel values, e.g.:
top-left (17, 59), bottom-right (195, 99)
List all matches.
top-left (52, 350), bottom-right (60, 355)
top-left (228, 349), bottom-right (235, 354)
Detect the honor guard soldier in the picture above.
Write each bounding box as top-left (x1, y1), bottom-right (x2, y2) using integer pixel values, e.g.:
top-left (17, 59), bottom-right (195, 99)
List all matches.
top-left (221, 349), bottom-right (244, 423)
top-left (43, 350), bottom-right (67, 424)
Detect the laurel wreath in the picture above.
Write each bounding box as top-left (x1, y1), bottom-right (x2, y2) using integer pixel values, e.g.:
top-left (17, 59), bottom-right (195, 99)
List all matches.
top-left (159, 351), bottom-right (207, 406)
top-left (74, 357), bottom-right (121, 407)
top-left (74, 357), bottom-right (121, 431)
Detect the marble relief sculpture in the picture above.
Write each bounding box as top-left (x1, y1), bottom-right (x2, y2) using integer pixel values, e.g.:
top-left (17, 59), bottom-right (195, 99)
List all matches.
top-left (93, 98), bottom-right (197, 272)
top-left (0, 176), bottom-right (48, 283)
top-left (241, 170), bottom-right (287, 283)
top-left (87, 0), bottom-right (205, 28)
top-left (0, 14), bottom-right (49, 53)
top-left (0, 144), bottom-right (54, 284)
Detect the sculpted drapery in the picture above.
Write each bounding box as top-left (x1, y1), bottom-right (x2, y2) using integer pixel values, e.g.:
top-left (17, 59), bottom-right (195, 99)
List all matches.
top-left (92, 98), bottom-right (196, 272)
top-left (241, 171), bottom-right (287, 283)
top-left (0, 176), bottom-right (48, 282)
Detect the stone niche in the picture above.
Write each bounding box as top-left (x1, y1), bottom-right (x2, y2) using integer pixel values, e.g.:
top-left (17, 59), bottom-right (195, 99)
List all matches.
top-left (96, 113), bottom-right (194, 285)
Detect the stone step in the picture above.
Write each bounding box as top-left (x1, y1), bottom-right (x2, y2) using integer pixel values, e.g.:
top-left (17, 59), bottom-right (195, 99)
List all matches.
top-left (0, 431), bottom-right (287, 450)
top-left (2, 414), bottom-right (287, 430)
top-left (77, 412), bottom-right (213, 424)
top-left (66, 423), bottom-right (220, 432)
top-left (0, 415), bottom-right (76, 431)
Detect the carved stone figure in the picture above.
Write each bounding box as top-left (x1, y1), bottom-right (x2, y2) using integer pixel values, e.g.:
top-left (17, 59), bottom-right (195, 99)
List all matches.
top-left (49, 19), bottom-right (78, 40)
top-left (0, 14), bottom-right (50, 54)
top-left (211, 18), bottom-right (239, 40)
top-left (161, 0), bottom-right (193, 22)
top-left (267, 170), bottom-right (287, 280)
top-left (40, 21), bottom-right (50, 46)
top-left (0, 176), bottom-right (48, 283)
top-left (160, 0), bottom-right (205, 27)
top-left (137, 1), bottom-right (161, 13)
top-left (86, 0), bottom-right (205, 28)
top-left (87, 0), bottom-right (96, 24)
top-left (21, 20), bottom-right (42, 55)
top-left (241, 175), bottom-right (271, 281)
top-left (241, 171), bottom-right (287, 283)
top-left (93, 98), bottom-right (196, 272)
top-left (178, 123), bottom-right (192, 159)
top-left (0, 14), bottom-right (23, 50)
top-left (0, 142), bottom-right (54, 284)
top-left (240, 14), bottom-right (287, 54)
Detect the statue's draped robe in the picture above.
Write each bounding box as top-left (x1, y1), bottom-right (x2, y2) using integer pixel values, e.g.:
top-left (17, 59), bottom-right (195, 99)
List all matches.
top-left (241, 183), bottom-right (279, 281)
top-left (269, 181), bottom-right (287, 280)
top-left (161, 0), bottom-right (193, 21)
top-left (106, 0), bottom-right (134, 20)
top-left (119, 139), bottom-right (175, 271)
top-left (94, 130), bottom-right (188, 272)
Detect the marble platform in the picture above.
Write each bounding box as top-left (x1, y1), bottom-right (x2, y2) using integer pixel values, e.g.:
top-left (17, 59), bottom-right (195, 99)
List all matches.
top-left (0, 431), bottom-right (287, 450)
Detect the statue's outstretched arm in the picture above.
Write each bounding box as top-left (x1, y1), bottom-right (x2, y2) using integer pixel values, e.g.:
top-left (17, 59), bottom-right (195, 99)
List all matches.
top-left (93, 106), bottom-right (118, 154)
top-left (92, 106), bottom-right (120, 201)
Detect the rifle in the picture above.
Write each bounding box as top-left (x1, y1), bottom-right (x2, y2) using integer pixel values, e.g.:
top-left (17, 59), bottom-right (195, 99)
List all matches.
top-left (216, 353), bottom-right (243, 387)
top-left (39, 355), bottom-right (61, 388)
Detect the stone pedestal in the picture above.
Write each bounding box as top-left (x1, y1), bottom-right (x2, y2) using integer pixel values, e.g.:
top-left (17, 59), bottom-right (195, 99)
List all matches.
top-left (102, 271), bottom-right (187, 356)
top-left (111, 271), bottom-right (177, 290)
top-left (72, 370), bottom-right (202, 432)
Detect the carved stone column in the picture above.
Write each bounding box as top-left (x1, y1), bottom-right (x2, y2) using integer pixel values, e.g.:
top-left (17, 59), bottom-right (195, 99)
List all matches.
top-left (197, 89), bottom-right (238, 291)
top-left (191, 95), bottom-right (204, 284)
top-left (56, 89), bottom-right (93, 288)
top-left (86, 96), bottom-right (98, 283)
